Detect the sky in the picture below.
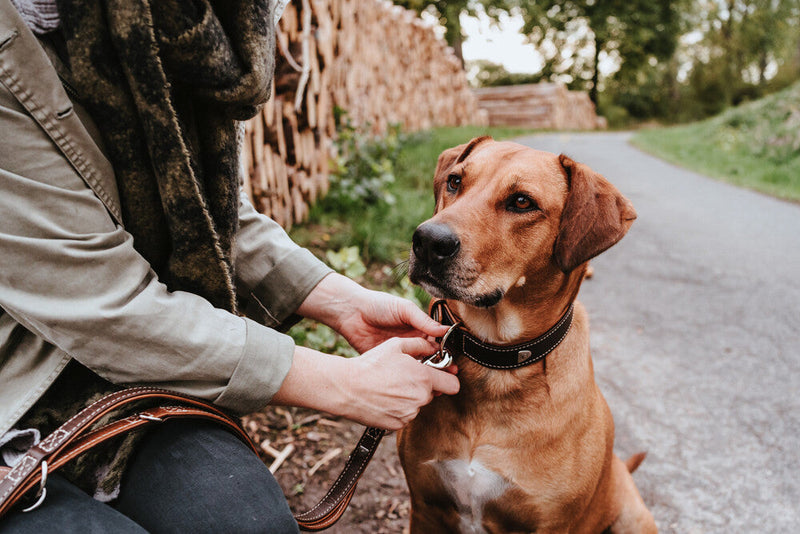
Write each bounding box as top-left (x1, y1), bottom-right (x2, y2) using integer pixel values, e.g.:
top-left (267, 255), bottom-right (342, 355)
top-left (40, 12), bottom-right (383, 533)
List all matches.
top-left (460, 11), bottom-right (544, 73)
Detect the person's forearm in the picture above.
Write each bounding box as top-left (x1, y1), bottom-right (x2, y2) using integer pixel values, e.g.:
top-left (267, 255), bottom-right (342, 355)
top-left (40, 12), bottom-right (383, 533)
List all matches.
top-left (270, 338), bottom-right (460, 431)
top-left (296, 272), bottom-right (364, 330)
top-left (268, 346), bottom-right (351, 416)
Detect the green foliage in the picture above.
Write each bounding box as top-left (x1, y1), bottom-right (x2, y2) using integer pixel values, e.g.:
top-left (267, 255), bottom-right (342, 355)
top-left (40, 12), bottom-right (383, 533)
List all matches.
top-left (289, 320), bottom-right (358, 358)
top-left (379, 265), bottom-right (425, 308)
top-left (612, 0), bottom-right (800, 124)
top-left (321, 112), bottom-right (401, 210)
top-left (632, 80), bottom-right (800, 201)
top-left (595, 93), bottom-right (632, 129)
top-left (515, 0), bottom-right (686, 103)
top-left (325, 246), bottom-right (367, 279)
top-left (687, 0), bottom-right (800, 107)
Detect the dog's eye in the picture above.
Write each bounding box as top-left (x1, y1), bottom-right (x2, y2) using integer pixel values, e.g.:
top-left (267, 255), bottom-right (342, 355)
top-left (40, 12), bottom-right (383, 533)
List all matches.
top-left (507, 194), bottom-right (539, 213)
top-left (446, 174), bottom-right (461, 193)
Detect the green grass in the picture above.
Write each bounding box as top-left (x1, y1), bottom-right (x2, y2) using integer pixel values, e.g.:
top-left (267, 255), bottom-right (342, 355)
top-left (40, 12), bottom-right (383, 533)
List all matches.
top-left (632, 81), bottom-right (800, 202)
top-left (290, 126), bottom-right (539, 267)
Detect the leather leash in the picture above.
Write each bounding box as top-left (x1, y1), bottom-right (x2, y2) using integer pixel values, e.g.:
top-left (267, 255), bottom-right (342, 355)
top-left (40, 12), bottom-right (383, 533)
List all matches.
top-left (0, 387), bottom-right (384, 531)
top-left (0, 388), bottom-right (256, 518)
top-left (295, 314), bottom-right (457, 530)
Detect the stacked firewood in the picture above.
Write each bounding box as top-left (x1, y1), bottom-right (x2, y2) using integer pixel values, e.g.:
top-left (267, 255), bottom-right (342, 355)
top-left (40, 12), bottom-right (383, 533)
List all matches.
top-left (473, 83), bottom-right (607, 131)
top-left (241, 0), bottom-right (485, 228)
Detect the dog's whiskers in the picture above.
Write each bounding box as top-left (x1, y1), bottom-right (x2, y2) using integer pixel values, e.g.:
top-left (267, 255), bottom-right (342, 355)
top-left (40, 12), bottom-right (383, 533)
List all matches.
top-left (391, 260), bottom-right (410, 281)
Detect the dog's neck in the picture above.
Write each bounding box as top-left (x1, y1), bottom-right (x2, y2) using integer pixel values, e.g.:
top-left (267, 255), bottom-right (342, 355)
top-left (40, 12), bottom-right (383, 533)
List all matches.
top-left (448, 265), bottom-right (586, 345)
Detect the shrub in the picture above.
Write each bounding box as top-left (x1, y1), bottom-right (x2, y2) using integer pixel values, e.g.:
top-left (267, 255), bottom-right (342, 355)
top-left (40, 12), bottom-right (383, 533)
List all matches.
top-left (321, 110), bottom-right (402, 210)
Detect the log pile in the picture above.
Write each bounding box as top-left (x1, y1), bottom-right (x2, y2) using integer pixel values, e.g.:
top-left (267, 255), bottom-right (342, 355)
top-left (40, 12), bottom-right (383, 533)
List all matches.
top-left (473, 83), bottom-right (606, 131)
top-left (241, 0), bottom-right (485, 228)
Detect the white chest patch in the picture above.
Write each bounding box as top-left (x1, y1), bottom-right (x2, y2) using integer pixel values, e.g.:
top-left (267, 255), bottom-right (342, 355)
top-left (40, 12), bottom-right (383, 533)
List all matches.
top-left (428, 459), bottom-right (511, 534)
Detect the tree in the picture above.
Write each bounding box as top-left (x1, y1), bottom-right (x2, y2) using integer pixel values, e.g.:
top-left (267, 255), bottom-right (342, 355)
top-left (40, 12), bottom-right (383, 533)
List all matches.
top-left (515, 0), bottom-right (685, 104)
top-left (394, 0), bottom-right (512, 66)
top-left (687, 0), bottom-right (800, 106)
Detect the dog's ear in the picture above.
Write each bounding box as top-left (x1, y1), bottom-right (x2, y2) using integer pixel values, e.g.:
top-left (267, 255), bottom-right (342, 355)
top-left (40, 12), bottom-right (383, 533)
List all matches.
top-left (553, 155), bottom-right (637, 272)
top-left (433, 136), bottom-right (492, 209)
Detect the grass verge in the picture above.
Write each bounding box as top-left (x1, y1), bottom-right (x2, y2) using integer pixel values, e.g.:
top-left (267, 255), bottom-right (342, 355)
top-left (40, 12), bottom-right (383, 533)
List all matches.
top-left (631, 81), bottom-right (800, 203)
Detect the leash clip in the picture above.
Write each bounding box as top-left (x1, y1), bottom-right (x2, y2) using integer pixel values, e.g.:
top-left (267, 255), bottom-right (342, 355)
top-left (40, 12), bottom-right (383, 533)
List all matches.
top-left (423, 349), bottom-right (452, 370)
top-left (422, 321), bottom-right (460, 369)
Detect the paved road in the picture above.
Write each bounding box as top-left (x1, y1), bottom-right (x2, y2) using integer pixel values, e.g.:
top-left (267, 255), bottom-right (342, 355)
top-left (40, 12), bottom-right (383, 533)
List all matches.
top-left (514, 132), bottom-right (800, 533)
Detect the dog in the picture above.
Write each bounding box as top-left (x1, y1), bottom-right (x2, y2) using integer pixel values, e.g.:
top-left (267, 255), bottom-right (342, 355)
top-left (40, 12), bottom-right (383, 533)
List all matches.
top-left (397, 137), bottom-right (657, 533)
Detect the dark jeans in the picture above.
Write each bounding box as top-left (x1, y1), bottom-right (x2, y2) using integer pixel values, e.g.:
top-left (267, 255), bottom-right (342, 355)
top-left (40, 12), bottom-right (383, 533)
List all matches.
top-left (0, 420), bottom-right (299, 533)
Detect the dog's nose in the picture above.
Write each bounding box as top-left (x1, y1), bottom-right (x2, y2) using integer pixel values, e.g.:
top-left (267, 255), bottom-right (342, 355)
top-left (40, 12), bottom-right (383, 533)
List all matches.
top-left (412, 222), bottom-right (460, 263)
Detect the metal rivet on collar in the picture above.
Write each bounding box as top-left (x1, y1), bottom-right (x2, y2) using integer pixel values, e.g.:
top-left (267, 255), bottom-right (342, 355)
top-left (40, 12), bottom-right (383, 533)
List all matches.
top-left (517, 350), bottom-right (532, 364)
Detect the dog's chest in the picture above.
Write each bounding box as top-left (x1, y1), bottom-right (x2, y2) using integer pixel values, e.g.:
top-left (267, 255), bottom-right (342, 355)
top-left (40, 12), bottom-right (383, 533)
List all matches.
top-left (427, 457), bottom-right (513, 534)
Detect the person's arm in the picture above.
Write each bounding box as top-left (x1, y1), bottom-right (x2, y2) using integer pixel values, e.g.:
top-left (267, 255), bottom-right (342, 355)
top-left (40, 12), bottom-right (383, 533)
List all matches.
top-left (234, 188), bottom-right (449, 348)
top-left (0, 82), bottom-right (457, 429)
top-left (0, 79), bottom-right (291, 415)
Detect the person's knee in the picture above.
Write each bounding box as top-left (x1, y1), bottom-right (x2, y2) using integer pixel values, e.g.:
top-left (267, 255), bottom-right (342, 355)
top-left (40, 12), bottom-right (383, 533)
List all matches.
top-left (186, 461), bottom-right (300, 534)
top-left (116, 420), bottom-right (299, 533)
top-left (0, 475), bottom-right (146, 534)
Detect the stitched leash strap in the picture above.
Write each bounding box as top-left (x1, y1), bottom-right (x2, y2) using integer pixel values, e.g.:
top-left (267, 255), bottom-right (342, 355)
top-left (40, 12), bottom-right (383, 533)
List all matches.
top-left (0, 387), bottom-right (384, 531)
top-left (0, 388), bottom-right (256, 519)
top-left (292, 426), bottom-right (385, 531)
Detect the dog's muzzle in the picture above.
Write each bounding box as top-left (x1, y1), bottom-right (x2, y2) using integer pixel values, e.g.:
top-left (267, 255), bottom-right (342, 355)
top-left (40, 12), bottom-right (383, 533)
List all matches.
top-left (411, 222), bottom-right (460, 266)
top-left (411, 221), bottom-right (502, 307)
top-left (409, 221), bottom-right (463, 298)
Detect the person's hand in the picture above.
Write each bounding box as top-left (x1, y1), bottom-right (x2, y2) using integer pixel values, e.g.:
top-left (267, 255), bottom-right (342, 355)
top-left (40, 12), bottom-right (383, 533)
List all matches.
top-left (338, 337), bottom-right (459, 429)
top-left (271, 339), bottom-right (460, 431)
top-left (297, 273), bottom-right (448, 353)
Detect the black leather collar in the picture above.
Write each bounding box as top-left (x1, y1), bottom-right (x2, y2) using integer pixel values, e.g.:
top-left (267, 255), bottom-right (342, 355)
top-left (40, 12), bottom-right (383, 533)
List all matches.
top-left (431, 300), bottom-right (574, 370)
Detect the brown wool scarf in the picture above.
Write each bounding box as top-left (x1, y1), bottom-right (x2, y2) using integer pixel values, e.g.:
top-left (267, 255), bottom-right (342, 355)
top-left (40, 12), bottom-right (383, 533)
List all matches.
top-left (55, 0), bottom-right (276, 312)
top-left (15, 0), bottom-right (275, 498)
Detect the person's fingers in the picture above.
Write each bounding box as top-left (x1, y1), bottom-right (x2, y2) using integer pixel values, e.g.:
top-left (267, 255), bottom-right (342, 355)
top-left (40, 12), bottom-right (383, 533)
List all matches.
top-left (394, 336), bottom-right (439, 358)
top-left (393, 300), bottom-right (449, 337)
top-left (427, 366), bottom-right (460, 396)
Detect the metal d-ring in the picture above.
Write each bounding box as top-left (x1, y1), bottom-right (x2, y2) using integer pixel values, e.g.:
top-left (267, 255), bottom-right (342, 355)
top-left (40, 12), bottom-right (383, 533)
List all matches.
top-left (22, 460), bottom-right (48, 513)
top-left (423, 321), bottom-right (461, 369)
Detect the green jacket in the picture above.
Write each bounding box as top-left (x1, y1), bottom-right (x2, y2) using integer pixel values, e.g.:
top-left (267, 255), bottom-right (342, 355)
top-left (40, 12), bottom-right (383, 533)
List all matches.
top-left (0, 0), bottom-right (332, 438)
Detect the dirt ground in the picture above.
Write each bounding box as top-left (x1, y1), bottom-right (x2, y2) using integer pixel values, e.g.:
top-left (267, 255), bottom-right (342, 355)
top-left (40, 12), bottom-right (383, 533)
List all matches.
top-left (243, 406), bottom-right (410, 533)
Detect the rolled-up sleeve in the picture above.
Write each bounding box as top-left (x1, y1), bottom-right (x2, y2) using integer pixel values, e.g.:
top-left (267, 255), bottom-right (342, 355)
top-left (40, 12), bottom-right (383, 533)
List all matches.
top-left (234, 190), bottom-right (333, 327)
top-left (0, 79), bottom-right (300, 414)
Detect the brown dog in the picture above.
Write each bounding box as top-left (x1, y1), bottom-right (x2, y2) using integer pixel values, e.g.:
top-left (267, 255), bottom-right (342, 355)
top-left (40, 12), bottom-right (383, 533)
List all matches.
top-left (397, 138), bottom-right (657, 533)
